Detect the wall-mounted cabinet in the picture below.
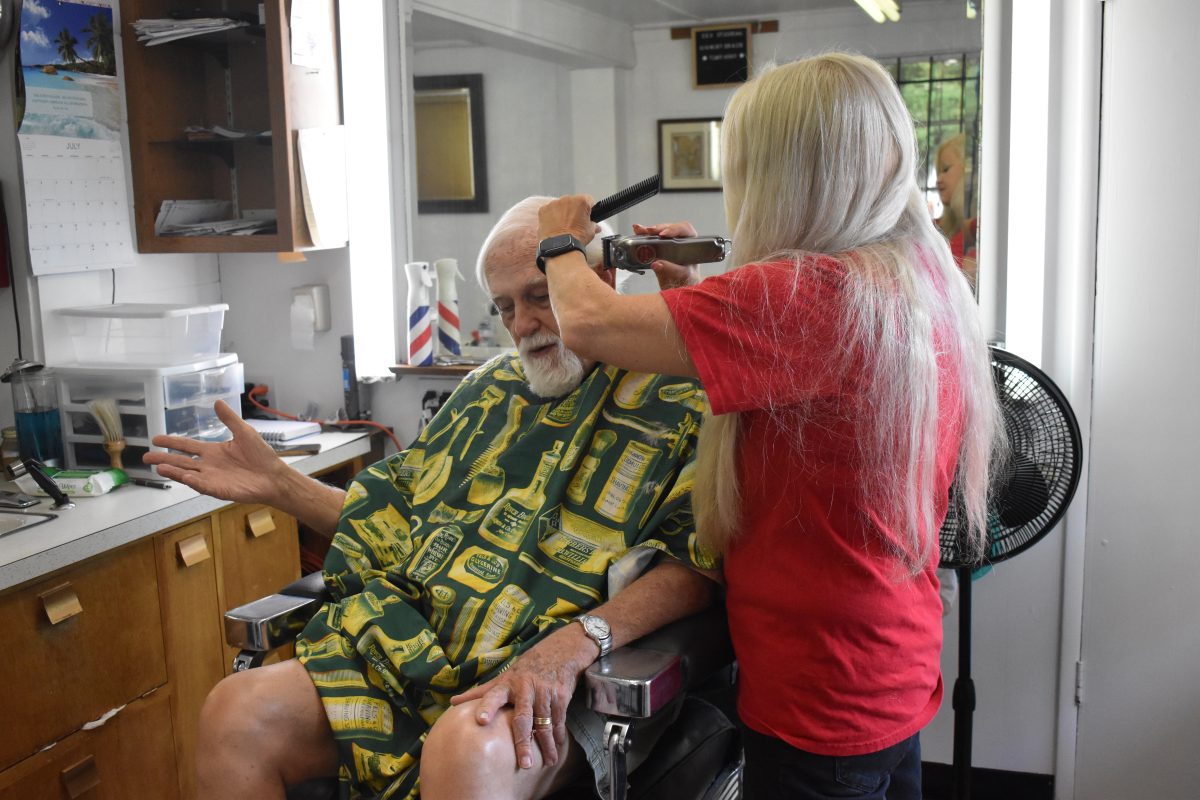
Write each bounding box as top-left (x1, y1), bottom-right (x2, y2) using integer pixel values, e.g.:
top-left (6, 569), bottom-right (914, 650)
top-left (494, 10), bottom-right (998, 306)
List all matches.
top-left (118, 0), bottom-right (343, 253)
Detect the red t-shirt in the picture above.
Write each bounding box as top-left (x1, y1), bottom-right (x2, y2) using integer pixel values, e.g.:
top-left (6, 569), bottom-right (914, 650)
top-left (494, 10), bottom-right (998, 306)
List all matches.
top-left (662, 256), bottom-right (962, 756)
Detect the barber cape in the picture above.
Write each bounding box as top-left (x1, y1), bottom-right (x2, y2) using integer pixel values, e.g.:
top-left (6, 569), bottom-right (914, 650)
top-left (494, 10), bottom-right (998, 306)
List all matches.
top-left (297, 353), bottom-right (712, 800)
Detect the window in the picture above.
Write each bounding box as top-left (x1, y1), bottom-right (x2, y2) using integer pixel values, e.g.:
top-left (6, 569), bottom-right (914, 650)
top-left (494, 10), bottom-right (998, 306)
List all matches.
top-left (880, 53), bottom-right (981, 219)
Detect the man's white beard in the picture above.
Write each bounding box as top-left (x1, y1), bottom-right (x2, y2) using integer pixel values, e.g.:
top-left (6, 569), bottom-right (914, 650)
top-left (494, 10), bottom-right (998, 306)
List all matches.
top-left (518, 332), bottom-right (587, 398)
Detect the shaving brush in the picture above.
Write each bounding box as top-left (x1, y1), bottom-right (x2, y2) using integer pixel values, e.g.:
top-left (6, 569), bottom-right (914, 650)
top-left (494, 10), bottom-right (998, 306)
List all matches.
top-left (88, 398), bottom-right (125, 471)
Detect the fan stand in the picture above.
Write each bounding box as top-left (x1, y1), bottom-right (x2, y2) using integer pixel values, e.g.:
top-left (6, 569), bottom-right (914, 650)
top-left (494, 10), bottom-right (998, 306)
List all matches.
top-left (951, 564), bottom-right (976, 800)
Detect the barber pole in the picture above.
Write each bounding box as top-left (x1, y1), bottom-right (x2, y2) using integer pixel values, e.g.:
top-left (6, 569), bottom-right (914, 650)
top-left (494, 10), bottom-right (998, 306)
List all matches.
top-left (405, 262), bottom-right (435, 366)
top-left (434, 258), bottom-right (462, 356)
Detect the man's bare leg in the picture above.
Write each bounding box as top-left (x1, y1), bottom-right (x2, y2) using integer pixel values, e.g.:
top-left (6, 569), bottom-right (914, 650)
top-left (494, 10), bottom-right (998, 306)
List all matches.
top-left (420, 698), bottom-right (588, 800)
top-left (195, 658), bottom-right (338, 800)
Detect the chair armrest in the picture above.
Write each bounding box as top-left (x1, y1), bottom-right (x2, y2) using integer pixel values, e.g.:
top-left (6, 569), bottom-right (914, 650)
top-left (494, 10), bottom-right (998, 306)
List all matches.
top-left (584, 606), bottom-right (731, 719)
top-left (223, 572), bottom-right (330, 652)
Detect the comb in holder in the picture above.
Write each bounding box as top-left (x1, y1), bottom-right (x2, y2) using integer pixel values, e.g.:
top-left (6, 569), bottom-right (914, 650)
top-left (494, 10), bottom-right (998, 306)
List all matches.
top-left (590, 175), bottom-right (661, 223)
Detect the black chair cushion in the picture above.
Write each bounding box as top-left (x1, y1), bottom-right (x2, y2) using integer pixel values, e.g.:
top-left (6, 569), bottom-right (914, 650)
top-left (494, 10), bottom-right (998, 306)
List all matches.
top-left (627, 695), bottom-right (740, 800)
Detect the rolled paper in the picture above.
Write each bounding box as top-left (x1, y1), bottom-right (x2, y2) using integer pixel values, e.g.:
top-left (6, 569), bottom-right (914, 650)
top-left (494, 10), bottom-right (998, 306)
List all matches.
top-left (405, 261), bottom-right (436, 366)
top-left (434, 257), bottom-right (463, 357)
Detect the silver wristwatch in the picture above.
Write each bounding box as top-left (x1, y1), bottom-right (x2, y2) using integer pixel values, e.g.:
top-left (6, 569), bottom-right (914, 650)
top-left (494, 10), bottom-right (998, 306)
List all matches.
top-left (576, 614), bottom-right (612, 658)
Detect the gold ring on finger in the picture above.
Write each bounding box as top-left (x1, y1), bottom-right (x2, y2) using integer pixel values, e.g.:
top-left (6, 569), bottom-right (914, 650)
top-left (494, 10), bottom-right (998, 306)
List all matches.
top-left (533, 716), bottom-right (552, 729)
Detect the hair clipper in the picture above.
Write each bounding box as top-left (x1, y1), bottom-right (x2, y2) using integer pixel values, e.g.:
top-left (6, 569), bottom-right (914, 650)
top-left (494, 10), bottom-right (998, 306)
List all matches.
top-left (602, 235), bottom-right (731, 274)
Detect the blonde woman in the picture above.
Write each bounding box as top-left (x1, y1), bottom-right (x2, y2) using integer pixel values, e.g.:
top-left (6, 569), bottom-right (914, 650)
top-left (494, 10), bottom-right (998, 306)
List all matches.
top-left (934, 132), bottom-right (978, 284)
top-left (536, 53), bottom-right (1001, 799)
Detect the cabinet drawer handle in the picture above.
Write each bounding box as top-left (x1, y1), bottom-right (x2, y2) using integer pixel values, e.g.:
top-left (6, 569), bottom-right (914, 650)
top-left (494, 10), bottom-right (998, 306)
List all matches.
top-left (177, 533), bottom-right (212, 567)
top-left (247, 508), bottom-right (276, 538)
top-left (39, 583), bottom-right (82, 625)
top-left (61, 754), bottom-right (100, 798)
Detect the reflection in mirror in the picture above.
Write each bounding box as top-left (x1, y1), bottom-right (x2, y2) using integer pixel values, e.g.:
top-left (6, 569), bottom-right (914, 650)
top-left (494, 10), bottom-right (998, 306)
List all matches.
top-left (407, 2), bottom-right (984, 347)
top-left (881, 52), bottom-right (981, 288)
top-left (413, 74), bottom-right (488, 214)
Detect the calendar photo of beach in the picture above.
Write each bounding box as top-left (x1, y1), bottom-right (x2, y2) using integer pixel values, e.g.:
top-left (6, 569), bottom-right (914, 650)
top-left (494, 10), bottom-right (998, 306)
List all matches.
top-left (18, 0), bottom-right (121, 141)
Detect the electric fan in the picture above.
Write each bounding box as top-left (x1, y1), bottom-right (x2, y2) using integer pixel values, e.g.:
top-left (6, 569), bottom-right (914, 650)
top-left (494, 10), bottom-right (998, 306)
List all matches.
top-left (939, 345), bottom-right (1083, 800)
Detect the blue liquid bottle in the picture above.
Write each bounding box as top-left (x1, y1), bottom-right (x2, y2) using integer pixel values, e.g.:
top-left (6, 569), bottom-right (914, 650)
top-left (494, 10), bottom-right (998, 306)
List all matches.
top-left (2, 359), bottom-right (64, 467)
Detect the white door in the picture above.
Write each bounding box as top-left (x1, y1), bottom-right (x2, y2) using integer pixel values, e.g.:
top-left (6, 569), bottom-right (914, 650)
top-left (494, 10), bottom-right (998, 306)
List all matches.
top-left (1077, 1), bottom-right (1200, 798)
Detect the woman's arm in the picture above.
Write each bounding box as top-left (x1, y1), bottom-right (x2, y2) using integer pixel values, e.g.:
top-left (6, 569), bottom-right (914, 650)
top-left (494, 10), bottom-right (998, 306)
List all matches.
top-left (538, 195), bottom-right (698, 378)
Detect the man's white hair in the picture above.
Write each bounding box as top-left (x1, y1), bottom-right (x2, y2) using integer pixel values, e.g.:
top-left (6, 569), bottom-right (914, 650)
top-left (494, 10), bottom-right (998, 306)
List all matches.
top-left (475, 196), bottom-right (613, 292)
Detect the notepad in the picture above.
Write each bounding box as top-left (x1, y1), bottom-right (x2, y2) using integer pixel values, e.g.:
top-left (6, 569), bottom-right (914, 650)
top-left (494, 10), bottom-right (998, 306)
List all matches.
top-left (245, 418), bottom-right (322, 442)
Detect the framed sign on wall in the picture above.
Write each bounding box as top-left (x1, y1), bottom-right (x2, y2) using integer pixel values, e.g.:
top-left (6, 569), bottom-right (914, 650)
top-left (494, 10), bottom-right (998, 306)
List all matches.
top-left (691, 23), bottom-right (752, 89)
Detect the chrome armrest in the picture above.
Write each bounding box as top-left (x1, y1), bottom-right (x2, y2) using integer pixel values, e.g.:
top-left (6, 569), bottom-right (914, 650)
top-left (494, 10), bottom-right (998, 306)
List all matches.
top-left (585, 647), bottom-right (683, 718)
top-left (223, 571), bottom-right (330, 653)
top-left (583, 606), bottom-right (731, 719)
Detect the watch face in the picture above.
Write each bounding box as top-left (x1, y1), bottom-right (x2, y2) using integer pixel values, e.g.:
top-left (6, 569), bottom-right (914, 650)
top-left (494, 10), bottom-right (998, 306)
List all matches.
top-left (544, 234), bottom-right (574, 251)
top-left (583, 616), bottom-right (610, 638)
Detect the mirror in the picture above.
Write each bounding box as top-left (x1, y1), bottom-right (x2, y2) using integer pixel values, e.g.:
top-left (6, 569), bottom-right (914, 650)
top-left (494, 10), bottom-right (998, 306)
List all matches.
top-left (413, 74), bottom-right (489, 214)
top-left (407, 2), bottom-right (984, 346)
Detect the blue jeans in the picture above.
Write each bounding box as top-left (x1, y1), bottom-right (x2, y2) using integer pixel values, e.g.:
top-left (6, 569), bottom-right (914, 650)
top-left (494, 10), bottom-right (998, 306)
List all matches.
top-left (741, 727), bottom-right (922, 800)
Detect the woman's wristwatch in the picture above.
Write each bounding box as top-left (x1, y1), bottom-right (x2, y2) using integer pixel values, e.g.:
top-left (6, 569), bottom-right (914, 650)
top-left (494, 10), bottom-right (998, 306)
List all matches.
top-left (536, 234), bottom-right (586, 273)
top-left (575, 614), bottom-right (612, 658)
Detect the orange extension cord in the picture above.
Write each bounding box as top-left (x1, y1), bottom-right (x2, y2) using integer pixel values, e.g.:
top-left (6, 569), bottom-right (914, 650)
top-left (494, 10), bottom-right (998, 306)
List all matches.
top-left (246, 385), bottom-right (404, 452)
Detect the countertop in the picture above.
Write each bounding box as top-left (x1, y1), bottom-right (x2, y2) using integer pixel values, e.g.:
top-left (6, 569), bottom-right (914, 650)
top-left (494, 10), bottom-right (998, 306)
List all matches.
top-left (0, 431), bottom-right (373, 592)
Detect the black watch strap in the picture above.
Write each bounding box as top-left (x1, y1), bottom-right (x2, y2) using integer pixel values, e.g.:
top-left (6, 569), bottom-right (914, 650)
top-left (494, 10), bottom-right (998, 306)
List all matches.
top-left (536, 234), bottom-right (586, 273)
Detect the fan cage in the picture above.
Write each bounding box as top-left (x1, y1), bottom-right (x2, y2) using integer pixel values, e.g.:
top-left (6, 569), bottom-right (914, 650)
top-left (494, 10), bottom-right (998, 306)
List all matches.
top-left (939, 347), bottom-right (1083, 568)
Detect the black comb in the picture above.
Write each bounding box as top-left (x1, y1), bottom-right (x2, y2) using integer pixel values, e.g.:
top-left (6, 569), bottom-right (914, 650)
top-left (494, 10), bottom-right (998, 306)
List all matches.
top-left (590, 175), bottom-right (661, 223)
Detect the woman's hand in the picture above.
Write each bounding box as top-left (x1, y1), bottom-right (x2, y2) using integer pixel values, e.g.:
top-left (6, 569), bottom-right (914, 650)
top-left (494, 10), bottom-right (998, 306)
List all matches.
top-left (449, 624), bottom-right (596, 769)
top-left (538, 194), bottom-right (600, 244)
top-left (633, 222), bottom-right (702, 289)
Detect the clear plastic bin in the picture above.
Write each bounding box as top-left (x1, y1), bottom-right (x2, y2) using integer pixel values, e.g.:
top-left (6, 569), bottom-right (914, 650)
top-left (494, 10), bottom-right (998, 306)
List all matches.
top-left (55, 355), bottom-right (243, 477)
top-left (57, 303), bottom-right (228, 365)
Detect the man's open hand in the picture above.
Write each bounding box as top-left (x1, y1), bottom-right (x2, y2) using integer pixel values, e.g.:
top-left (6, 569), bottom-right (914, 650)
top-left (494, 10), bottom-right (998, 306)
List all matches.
top-left (143, 399), bottom-right (291, 506)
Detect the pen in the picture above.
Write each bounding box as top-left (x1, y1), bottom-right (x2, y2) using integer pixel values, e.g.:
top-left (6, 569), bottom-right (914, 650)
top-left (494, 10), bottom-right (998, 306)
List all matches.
top-left (131, 477), bottom-right (172, 490)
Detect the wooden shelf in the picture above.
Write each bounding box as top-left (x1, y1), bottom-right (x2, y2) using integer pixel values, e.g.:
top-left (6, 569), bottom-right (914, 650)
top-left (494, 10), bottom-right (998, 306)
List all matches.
top-left (389, 364), bottom-right (477, 378)
top-left (120, 0), bottom-right (342, 254)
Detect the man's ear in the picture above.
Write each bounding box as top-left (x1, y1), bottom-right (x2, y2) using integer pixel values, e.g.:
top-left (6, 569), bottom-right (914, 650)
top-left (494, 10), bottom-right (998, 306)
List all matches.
top-left (592, 264), bottom-right (617, 289)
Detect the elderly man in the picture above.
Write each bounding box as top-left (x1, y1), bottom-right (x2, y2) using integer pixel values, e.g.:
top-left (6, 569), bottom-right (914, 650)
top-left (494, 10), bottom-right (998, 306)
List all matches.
top-left (146, 196), bottom-right (716, 800)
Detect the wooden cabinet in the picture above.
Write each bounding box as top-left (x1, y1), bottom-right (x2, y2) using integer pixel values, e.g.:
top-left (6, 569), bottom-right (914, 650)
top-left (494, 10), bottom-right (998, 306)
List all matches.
top-left (0, 539), bottom-right (166, 773)
top-left (216, 503), bottom-right (300, 672)
top-left (118, 0), bottom-right (342, 253)
top-left (154, 518), bottom-right (225, 799)
top-left (0, 502), bottom-right (301, 798)
top-left (0, 689), bottom-right (179, 800)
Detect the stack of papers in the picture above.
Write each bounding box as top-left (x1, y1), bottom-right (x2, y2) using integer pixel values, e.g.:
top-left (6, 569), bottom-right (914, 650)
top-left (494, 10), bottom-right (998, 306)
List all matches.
top-left (132, 18), bottom-right (250, 46)
top-left (184, 125), bottom-right (272, 141)
top-left (155, 200), bottom-right (276, 237)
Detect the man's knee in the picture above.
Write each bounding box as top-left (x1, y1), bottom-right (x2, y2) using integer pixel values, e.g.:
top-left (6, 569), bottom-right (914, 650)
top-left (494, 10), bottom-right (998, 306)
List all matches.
top-left (198, 659), bottom-right (334, 769)
top-left (424, 700), bottom-right (519, 773)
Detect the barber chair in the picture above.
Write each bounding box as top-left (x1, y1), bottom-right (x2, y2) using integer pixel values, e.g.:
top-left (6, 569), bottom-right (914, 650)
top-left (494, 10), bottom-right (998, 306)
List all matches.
top-left (224, 572), bottom-right (743, 800)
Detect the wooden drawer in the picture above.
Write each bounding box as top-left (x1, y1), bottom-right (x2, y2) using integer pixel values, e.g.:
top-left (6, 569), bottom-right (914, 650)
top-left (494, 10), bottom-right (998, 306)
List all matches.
top-left (0, 539), bottom-right (167, 772)
top-left (216, 504), bottom-right (300, 672)
top-left (216, 504), bottom-right (300, 608)
top-left (0, 687), bottom-right (178, 799)
top-left (155, 519), bottom-right (226, 799)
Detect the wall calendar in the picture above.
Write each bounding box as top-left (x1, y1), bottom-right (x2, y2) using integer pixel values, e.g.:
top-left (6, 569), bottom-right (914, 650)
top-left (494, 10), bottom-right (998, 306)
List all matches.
top-left (17, 0), bottom-right (134, 275)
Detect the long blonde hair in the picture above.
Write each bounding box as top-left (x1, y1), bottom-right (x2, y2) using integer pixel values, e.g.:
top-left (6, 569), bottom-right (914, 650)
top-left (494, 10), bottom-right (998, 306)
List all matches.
top-left (935, 133), bottom-right (969, 238)
top-left (694, 53), bottom-right (1001, 574)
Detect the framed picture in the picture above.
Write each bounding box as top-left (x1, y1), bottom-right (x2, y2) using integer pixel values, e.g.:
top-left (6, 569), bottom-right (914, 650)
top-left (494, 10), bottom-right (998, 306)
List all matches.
top-left (413, 74), bottom-right (489, 214)
top-left (658, 118), bottom-right (723, 192)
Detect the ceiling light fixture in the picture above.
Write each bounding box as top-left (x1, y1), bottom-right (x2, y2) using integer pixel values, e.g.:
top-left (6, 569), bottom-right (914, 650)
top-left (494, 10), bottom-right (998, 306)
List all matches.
top-left (852, 0), bottom-right (901, 24)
